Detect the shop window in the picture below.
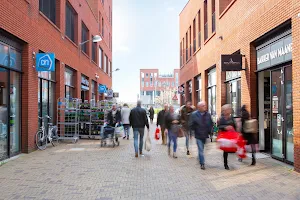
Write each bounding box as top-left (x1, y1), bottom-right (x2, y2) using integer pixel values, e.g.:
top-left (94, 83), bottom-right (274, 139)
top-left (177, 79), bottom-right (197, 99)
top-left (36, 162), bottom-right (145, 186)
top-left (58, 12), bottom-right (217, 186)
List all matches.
top-left (38, 69), bottom-right (56, 127)
top-left (65, 67), bottom-right (75, 99)
top-left (99, 47), bottom-right (103, 69)
top-left (207, 68), bottom-right (216, 121)
top-left (81, 22), bottom-right (89, 54)
top-left (196, 76), bottom-right (202, 103)
top-left (91, 81), bottom-right (96, 100)
top-left (39, 0), bottom-right (56, 24)
top-left (66, 2), bottom-right (77, 43)
top-left (226, 79), bottom-right (241, 117)
top-left (81, 74), bottom-right (89, 101)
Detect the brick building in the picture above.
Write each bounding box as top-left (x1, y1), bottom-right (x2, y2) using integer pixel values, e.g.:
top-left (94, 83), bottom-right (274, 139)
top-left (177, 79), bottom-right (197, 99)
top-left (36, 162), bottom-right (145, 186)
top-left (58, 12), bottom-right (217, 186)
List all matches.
top-left (179, 0), bottom-right (300, 171)
top-left (140, 69), bottom-right (180, 106)
top-left (0, 0), bottom-right (113, 159)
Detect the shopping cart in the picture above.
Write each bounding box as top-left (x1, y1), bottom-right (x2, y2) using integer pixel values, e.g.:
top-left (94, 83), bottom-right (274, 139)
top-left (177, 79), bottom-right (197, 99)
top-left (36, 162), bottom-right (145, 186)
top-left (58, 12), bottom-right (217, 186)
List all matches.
top-left (100, 124), bottom-right (120, 147)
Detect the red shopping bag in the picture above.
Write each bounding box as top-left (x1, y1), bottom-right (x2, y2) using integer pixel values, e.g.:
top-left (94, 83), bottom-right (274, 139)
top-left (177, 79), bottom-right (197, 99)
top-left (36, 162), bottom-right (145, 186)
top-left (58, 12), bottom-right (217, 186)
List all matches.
top-left (236, 135), bottom-right (247, 158)
top-left (155, 128), bottom-right (161, 140)
top-left (216, 131), bottom-right (239, 152)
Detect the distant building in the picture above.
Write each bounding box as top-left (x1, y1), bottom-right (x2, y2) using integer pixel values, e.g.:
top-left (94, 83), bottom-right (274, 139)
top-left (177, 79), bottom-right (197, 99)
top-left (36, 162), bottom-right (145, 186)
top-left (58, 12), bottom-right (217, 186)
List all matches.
top-left (140, 69), bottom-right (180, 106)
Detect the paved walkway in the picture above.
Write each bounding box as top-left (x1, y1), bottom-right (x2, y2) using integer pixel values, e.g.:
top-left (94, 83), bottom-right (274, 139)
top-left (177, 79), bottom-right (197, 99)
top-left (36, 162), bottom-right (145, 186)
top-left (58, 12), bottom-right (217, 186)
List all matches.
top-left (0, 123), bottom-right (300, 200)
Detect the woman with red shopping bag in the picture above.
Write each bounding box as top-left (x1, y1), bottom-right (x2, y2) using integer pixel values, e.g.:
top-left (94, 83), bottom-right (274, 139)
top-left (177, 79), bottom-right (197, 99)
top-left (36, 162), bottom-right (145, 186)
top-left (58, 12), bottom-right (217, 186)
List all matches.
top-left (217, 104), bottom-right (238, 170)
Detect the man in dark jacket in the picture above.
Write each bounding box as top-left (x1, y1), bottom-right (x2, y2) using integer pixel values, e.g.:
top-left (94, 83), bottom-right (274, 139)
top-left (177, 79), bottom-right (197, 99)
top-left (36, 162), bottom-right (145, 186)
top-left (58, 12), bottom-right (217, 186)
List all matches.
top-left (180, 100), bottom-right (195, 155)
top-left (106, 104), bottom-right (121, 142)
top-left (130, 100), bottom-right (150, 157)
top-left (156, 104), bottom-right (169, 145)
top-left (189, 101), bottom-right (213, 170)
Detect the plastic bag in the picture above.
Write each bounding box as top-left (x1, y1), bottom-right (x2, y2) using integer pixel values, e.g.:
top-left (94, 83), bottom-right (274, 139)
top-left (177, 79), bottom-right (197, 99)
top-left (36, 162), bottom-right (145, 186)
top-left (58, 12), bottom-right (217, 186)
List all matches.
top-left (114, 125), bottom-right (124, 138)
top-left (216, 131), bottom-right (239, 152)
top-left (236, 135), bottom-right (247, 158)
top-left (145, 131), bottom-right (152, 151)
top-left (155, 128), bottom-right (160, 140)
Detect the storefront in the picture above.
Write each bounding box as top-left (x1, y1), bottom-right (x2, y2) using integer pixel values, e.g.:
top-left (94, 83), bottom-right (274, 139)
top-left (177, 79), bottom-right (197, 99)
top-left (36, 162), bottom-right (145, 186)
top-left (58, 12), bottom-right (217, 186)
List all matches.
top-left (65, 67), bottom-right (75, 99)
top-left (195, 76), bottom-right (202, 103)
top-left (81, 74), bottom-right (89, 101)
top-left (225, 71), bottom-right (241, 117)
top-left (0, 36), bottom-right (22, 160)
top-left (256, 27), bottom-right (293, 164)
top-left (207, 68), bottom-right (216, 121)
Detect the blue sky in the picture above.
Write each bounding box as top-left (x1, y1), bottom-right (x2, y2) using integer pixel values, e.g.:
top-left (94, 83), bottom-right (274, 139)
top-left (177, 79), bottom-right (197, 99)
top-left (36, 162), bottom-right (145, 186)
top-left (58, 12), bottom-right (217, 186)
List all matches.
top-left (112, 0), bottom-right (188, 102)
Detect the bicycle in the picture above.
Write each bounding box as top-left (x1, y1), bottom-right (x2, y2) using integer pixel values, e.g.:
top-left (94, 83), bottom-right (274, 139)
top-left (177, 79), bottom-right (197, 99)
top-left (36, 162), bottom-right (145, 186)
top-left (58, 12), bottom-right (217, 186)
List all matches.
top-left (36, 115), bottom-right (59, 150)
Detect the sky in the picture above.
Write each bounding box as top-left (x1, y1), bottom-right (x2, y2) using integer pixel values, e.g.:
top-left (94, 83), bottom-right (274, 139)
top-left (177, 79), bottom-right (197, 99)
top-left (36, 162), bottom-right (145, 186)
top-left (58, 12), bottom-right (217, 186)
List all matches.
top-left (112, 0), bottom-right (189, 103)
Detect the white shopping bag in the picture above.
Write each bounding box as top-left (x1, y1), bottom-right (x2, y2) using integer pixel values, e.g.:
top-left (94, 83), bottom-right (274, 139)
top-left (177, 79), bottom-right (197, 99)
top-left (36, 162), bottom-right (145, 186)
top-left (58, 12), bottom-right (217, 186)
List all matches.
top-left (145, 130), bottom-right (152, 152)
top-left (115, 125), bottom-right (124, 138)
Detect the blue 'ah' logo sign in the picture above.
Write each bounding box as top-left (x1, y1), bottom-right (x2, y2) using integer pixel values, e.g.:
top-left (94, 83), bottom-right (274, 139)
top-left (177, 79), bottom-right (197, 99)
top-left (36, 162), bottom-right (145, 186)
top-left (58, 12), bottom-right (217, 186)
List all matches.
top-left (36, 53), bottom-right (55, 71)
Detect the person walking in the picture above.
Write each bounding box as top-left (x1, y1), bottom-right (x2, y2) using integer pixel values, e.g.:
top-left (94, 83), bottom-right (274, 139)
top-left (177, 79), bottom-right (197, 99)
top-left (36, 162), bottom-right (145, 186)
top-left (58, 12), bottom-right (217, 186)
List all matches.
top-left (121, 103), bottom-right (131, 140)
top-left (107, 104), bottom-right (121, 142)
top-left (149, 106), bottom-right (155, 124)
top-left (180, 100), bottom-right (195, 155)
top-left (157, 104), bottom-right (169, 145)
top-left (240, 105), bottom-right (256, 165)
top-left (165, 105), bottom-right (180, 158)
top-left (129, 100), bottom-right (150, 158)
top-left (218, 104), bottom-right (237, 170)
top-left (189, 101), bottom-right (213, 170)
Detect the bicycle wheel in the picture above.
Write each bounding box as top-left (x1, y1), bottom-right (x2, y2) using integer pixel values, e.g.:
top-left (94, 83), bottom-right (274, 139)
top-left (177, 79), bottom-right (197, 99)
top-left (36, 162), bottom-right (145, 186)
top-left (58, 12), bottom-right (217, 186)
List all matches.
top-left (50, 127), bottom-right (59, 146)
top-left (36, 131), bottom-right (47, 150)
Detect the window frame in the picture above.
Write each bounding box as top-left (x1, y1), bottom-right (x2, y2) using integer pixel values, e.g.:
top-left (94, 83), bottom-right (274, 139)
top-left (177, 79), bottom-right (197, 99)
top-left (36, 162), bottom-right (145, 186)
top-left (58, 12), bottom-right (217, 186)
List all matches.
top-left (65, 2), bottom-right (76, 43)
top-left (39, 0), bottom-right (56, 24)
top-left (81, 22), bottom-right (89, 54)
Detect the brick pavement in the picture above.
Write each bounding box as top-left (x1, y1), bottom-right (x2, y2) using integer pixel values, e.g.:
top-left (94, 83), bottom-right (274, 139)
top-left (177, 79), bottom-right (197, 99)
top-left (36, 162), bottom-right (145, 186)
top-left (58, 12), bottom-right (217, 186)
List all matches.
top-left (0, 123), bottom-right (300, 200)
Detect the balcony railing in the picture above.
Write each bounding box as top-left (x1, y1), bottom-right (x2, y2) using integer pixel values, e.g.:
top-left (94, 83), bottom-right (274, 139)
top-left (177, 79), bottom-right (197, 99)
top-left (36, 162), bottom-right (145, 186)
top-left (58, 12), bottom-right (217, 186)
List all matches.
top-left (198, 31), bottom-right (201, 48)
top-left (212, 12), bottom-right (216, 33)
top-left (193, 39), bottom-right (196, 53)
top-left (204, 22), bottom-right (208, 41)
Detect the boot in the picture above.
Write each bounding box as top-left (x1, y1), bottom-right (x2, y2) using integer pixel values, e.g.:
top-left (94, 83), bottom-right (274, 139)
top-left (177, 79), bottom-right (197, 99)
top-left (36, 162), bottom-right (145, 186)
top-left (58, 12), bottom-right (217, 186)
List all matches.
top-left (201, 164), bottom-right (205, 170)
top-left (187, 150), bottom-right (190, 155)
top-left (224, 165), bottom-right (230, 170)
top-left (251, 157), bottom-right (256, 166)
top-left (135, 153), bottom-right (138, 158)
top-left (140, 150), bottom-right (144, 156)
top-left (173, 152), bottom-right (178, 158)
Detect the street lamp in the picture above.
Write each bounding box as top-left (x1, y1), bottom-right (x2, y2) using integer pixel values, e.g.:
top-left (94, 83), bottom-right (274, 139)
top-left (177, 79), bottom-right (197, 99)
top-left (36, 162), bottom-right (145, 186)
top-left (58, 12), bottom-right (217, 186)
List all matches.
top-left (80, 35), bottom-right (102, 45)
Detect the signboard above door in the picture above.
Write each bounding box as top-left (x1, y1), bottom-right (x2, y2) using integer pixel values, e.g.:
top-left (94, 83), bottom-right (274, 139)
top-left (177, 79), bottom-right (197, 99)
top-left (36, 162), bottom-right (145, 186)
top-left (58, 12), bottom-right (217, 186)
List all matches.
top-left (221, 54), bottom-right (243, 71)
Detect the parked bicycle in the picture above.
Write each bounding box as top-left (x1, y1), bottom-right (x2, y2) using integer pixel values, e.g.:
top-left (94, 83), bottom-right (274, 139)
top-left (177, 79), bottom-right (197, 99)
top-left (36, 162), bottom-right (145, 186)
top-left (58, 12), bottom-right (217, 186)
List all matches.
top-left (36, 115), bottom-right (59, 150)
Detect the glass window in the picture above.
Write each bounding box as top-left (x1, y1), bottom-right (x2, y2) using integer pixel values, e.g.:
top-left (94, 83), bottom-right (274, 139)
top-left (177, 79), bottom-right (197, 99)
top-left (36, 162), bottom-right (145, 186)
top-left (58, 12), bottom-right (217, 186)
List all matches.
top-left (66, 2), bottom-right (76, 42)
top-left (102, 18), bottom-right (104, 36)
top-left (104, 55), bottom-right (107, 73)
top-left (196, 76), bottom-right (202, 102)
top-left (108, 60), bottom-right (111, 76)
top-left (65, 67), bottom-right (74, 99)
top-left (39, 0), bottom-right (56, 24)
top-left (99, 47), bottom-right (103, 68)
top-left (91, 81), bottom-right (96, 100)
top-left (92, 37), bottom-right (97, 62)
top-left (208, 68), bottom-right (217, 121)
top-left (226, 80), bottom-right (241, 117)
top-left (81, 22), bottom-right (89, 54)
top-left (141, 72), bottom-right (144, 78)
top-left (146, 82), bottom-right (149, 87)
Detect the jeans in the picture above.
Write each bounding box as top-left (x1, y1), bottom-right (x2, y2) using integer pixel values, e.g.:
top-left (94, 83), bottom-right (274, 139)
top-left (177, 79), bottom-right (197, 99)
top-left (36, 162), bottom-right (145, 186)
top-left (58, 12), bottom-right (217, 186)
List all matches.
top-left (168, 131), bottom-right (178, 153)
top-left (123, 124), bottom-right (130, 138)
top-left (185, 130), bottom-right (190, 151)
top-left (133, 128), bottom-right (145, 153)
top-left (196, 138), bottom-right (206, 165)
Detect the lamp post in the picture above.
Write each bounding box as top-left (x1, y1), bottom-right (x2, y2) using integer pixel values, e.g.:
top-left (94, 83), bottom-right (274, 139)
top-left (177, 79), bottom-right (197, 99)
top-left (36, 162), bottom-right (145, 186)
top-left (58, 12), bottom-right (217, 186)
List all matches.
top-left (79, 35), bottom-right (102, 55)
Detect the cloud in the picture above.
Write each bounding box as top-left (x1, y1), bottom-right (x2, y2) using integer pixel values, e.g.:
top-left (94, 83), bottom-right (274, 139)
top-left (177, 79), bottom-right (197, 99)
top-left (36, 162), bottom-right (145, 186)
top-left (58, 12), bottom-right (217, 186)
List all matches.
top-left (167, 7), bottom-right (175, 12)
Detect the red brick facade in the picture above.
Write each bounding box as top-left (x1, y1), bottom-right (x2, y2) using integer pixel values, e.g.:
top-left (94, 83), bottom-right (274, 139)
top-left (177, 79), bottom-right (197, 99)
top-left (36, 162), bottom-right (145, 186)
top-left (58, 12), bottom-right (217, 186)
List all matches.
top-left (180, 0), bottom-right (300, 171)
top-left (0, 0), bottom-right (112, 153)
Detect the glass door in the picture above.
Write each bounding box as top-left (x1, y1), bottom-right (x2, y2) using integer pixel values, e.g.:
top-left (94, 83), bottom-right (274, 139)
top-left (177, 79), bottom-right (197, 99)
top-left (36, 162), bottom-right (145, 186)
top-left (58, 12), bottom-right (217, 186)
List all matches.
top-left (284, 66), bottom-right (293, 163)
top-left (0, 68), bottom-right (8, 160)
top-left (271, 69), bottom-right (283, 159)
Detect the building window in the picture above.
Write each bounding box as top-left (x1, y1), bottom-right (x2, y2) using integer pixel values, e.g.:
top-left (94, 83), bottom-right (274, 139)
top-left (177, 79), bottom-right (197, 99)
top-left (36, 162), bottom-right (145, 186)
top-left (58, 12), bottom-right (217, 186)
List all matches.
top-left (188, 81), bottom-right (192, 101)
top-left (99, 47), bottom-right (103, 69)
top-left (109, 33), bottom-right (111, 49)
top-left (219, 0), bottom-right (234, 14)
top-left (185, 32), bottom-right (188, 61)
top-left (102, 0), bottom-right (104, 5)
top-left (193, 18), bottom-right (196, 53)
top-left (81, 74), bottom-right (89, 101)
top-left (65, 67), bottom-right (75, 99)
top-left (189, 26), bottom-right (192, 57)
top-left (207, 68), bottom-right (216, 121)
top-left (204, 0), bottom-right (208, 41)
top-left (195, 76), bottom-right (202, 103)
top-left (146, 82), bottom-right (149, 87)
top-left (158, 81), bottom-right (161, 87)
top-left (109, 6), bottom-right (111, 22)
top-left (212, 0), bottom-right (216, 33)
top-left (146, 73), bottom-right (148, 77)
top-left (92, 37), bottom-right (97, 62)
top-left (180, 41), bottom-right (182, 66)
top-left (198, 10), bottom-right (201, 48)
top-left (102, 18), bottom-right (104, 36)
top-left (104, 54), bottom-right (108, 73)
top-left (183, 38), bottom-right (185, 63)
top-left (226, 71), bottom-right (241, 117)
top-left (91, 80), bottom-right (96, 100)
top-left (39, 0), bottom-right (56, 24)
top-left (108, 60), bottom-right (111, 77)
top-left (81, 22), bottom-right (89, 54)
top-left (65, 2), bottom-right (76, 42)
top-left (99, 12), bottom-right (102, 32)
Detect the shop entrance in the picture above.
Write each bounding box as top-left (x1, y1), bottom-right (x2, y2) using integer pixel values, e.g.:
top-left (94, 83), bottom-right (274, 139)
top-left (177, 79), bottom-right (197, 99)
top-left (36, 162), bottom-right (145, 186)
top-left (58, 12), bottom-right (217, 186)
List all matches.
top-left (258, 65), bottom-right (293, 163)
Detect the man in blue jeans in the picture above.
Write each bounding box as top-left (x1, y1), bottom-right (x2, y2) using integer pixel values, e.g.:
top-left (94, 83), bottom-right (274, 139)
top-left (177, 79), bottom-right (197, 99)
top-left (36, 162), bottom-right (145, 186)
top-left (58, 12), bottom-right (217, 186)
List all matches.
top-left (189, 101), bottom-right (213, 170)
top-left (129, 100), bottom-right (149, 157)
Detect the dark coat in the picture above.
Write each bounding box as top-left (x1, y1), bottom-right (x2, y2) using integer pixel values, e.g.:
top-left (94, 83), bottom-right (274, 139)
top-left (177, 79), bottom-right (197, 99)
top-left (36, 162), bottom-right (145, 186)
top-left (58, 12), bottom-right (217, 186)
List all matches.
top-left (129, 106), bottom-right (149, 129)
top-left (240, 107), bottom-right (256, 144)
top-left (149, 108), bottom-right (155, 119)
top-left (107, 110), bottom-right (121, 127)
top-left (189, 111), bottom-right (213, 140)
top-left (157, 110), bottom-right (168, 127)
top-left (217, 115), bottom-right (236, 131)
top-left (180, 106), bottom-right (195, 130)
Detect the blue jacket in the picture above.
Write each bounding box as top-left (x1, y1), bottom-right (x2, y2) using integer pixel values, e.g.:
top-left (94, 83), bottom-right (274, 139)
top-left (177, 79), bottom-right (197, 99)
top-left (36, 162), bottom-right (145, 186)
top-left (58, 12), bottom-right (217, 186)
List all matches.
top-left (189, 111), bottom-right (213, 140)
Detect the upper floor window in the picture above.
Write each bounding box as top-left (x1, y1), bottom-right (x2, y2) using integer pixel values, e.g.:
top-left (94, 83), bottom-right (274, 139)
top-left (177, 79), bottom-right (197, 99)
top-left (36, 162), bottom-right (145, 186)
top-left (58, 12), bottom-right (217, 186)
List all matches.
top-left (81, 22), bottom-right (89, 54)
top-left (146, 73), bottom-right (148, 77)
top-left (193, 18), bottom-right (196, 53)
top-left (219, 0), bottom-right (234, 14)
top-left (198, 10), bottom-right (201, 48)
top-left (104, 54), bottom-right (108, 73)
top-left (99, 47), bottom-right (103, 68)
top-left (102, 18), bottom-right (104, 36)
top-left (185, 32), bottom-right (188, 61)
top-left (109, 7), bottom-right (111, 23)
top-left (101, 0), bottom-right (104, 5)
top-left (39, 0), bottom-right (56, 24)
top-left (204, 0), bottom-right (208, 40)
top-left (189, 26), bottom-right (192, 57)
top-left (99, 12), bottom-right (102, 32)
top-left (66, 2), bottom-right (76, 43)
top-left (92, 37), bottom-right (97, 62)
top-left (212, 0), bottom-right (216, 33)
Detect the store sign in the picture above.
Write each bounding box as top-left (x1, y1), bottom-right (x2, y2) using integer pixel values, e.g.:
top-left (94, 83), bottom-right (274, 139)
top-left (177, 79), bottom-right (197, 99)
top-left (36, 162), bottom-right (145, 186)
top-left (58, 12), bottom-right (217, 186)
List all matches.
top-left (257, 35), bottom-right (292, 71)
top-left (36, 53), bottom-right (55, 71)
top-left (107, 89), bottom-right (113, 98)
top-left (98, 84), bottom-right (107, 94)
top-left (221, 54), bottom-right (243, 71)
top-left (113, 92), bottom-right (119, 98)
